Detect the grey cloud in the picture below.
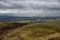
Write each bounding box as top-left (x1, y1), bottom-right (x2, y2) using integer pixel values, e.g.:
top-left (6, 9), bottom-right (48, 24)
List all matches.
top-left (47, 7), bottom-right (60, 10)
top-left (0, 0), bottom-right (60, 9)
top-left (0, 0), bottom-right (60, 16)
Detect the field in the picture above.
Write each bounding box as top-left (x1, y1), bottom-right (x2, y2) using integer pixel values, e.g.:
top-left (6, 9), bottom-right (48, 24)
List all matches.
top-left (0, 19), bottom-right (60, 40)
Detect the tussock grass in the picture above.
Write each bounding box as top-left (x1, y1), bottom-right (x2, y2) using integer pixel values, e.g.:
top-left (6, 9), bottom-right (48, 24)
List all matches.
top-left (0, 20), bottom-right (60, 40)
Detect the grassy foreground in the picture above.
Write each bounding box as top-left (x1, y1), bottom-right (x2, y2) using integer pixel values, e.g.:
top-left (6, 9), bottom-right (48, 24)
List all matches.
top-left (0, 20), bottom-right (60, 40)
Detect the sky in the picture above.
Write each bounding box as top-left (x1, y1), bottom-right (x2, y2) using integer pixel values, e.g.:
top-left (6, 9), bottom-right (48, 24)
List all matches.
top-left (0, 0), bottom-right (60, 17)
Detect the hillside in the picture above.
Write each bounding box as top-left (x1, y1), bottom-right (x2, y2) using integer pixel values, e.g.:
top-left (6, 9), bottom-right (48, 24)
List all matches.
top-left (0, 20), bottom-right (60, 40)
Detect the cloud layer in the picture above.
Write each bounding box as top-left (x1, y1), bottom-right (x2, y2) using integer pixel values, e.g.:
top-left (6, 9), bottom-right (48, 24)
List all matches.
top-left (0, 0), bottom-right (60, 17)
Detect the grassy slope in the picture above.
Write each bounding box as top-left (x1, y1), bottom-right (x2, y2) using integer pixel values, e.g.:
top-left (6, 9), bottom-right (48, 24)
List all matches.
top-left (0, 20), bottom-right (60, 40)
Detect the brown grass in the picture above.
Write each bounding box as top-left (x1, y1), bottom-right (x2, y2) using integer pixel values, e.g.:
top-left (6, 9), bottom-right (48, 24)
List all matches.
top-left (0, 20), bottom-right (60, 40)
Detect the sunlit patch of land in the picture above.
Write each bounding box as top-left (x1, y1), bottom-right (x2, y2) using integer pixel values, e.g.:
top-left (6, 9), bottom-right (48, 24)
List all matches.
top-left (0, 19), bottom-right (60, 40)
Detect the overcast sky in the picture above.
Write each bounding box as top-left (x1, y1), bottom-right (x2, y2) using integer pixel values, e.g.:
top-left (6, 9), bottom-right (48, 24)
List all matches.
top-left (0, 0), bottom-right (60, 17)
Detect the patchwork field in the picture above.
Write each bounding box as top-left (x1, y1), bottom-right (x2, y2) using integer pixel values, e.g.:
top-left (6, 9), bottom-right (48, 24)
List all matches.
top-left (0, 19), bottom-right (60, 40)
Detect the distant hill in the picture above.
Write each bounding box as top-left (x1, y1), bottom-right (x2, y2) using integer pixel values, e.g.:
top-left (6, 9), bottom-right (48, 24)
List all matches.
top-left (0, 13), bottom-right (60, 21)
